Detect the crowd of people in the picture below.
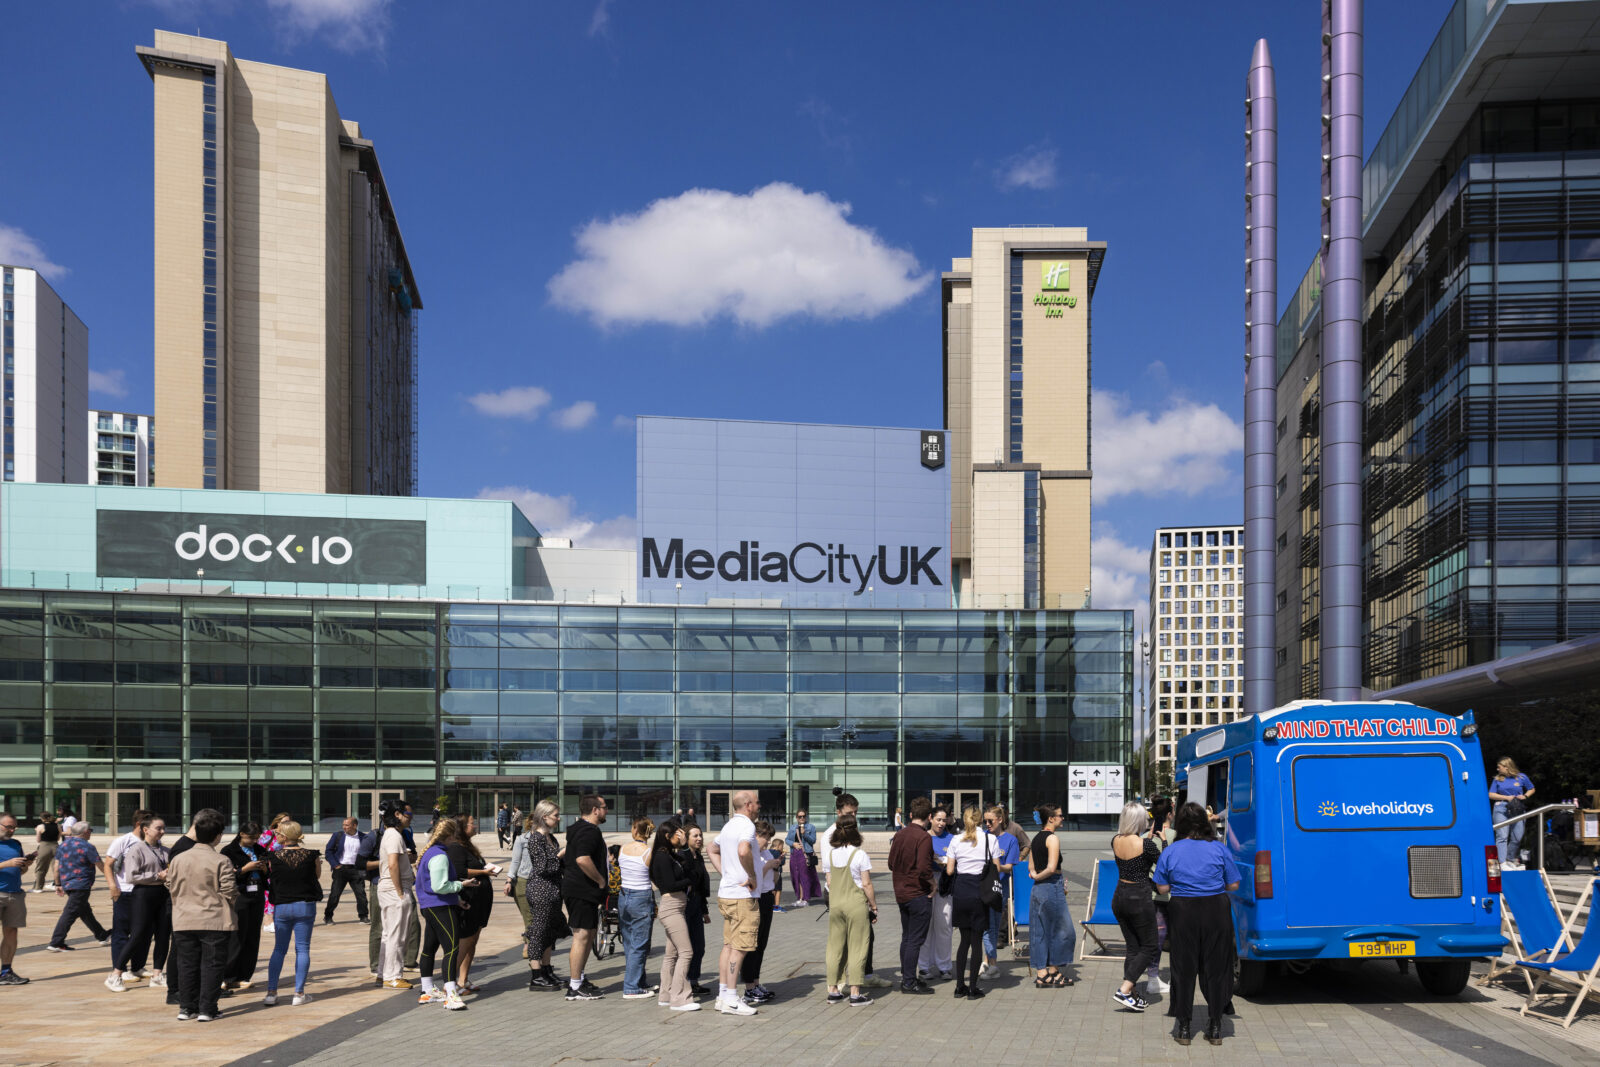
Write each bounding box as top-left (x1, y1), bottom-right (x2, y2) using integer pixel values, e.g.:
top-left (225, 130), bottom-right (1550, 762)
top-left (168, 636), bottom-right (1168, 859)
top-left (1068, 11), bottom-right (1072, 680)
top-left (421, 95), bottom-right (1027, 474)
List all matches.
top-left (0, 787), bottom-right (1249, 1044)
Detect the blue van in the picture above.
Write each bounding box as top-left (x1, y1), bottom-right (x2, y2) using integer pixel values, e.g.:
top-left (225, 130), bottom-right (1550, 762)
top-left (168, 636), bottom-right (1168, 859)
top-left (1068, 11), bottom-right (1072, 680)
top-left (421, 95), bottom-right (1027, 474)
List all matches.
top-left (1173, 700), bottom-right (1507, 997)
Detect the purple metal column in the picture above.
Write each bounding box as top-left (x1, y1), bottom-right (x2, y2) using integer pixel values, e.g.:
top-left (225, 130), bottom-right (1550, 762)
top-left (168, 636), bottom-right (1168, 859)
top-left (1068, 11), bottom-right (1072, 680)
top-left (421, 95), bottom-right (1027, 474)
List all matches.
top-left (1244, 39), bottom-right (1278, 715)
top-left (1319, 0), bottom-right (1363, 699)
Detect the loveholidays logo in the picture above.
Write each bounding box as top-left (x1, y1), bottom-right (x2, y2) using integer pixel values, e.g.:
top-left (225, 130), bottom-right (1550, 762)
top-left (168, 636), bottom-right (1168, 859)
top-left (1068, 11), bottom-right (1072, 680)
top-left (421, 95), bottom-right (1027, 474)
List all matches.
top-left (1320, 799), bottom-right (1435, 817)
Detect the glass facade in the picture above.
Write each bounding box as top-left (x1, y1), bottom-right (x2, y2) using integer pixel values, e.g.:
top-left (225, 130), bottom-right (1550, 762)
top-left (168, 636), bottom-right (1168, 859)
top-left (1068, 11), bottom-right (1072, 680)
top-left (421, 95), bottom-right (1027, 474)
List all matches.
top-left (0, 591), bottom-right (1132, 831)
top-left (201, 73), bottom-right (219, 489)
top-left (1364, 102), bottom-right (1600, 689)
top-left (3, 267), bottom-right (13, 482)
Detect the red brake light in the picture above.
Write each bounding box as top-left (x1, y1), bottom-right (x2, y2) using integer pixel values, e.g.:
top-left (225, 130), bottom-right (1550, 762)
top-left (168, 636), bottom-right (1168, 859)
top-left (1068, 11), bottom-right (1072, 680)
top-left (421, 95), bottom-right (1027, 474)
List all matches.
top-left (1254, 849), bottom-right (1274, 899)
top-left (1485, 845), bottom-right (1501, 894)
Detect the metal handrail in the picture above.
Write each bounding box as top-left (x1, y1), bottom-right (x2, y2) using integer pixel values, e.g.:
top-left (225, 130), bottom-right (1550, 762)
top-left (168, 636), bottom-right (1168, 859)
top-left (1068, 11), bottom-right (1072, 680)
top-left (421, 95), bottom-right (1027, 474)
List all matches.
top-left (1492, 802), bottom-right (1579, 872)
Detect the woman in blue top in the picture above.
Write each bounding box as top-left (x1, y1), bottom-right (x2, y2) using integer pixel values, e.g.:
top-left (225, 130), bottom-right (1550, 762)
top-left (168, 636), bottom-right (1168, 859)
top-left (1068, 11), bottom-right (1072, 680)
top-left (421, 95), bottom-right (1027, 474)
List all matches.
top-left (1489, 758), bottom-right (1535, 870)
top-left (1152, 802), bottom-right (1239, 1048)
top-left (415, 819), bottom-right (477, 1011)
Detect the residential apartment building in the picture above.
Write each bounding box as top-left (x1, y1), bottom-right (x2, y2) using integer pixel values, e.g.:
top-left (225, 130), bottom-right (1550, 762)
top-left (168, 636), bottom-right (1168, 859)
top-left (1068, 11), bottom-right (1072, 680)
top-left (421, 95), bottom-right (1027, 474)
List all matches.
top-left (1, 264), bottom-right (87, 485)
top-left (88, 411), bottom-right (153, 486)
top-left (943, 228), bottom-right (1105, 608)
top-left (136, 32), bottom-right (421, 496)
top-left (1273, 0), bottom-right (1600, 701)
top-left (1146, 524), bottom-right (1244, 773)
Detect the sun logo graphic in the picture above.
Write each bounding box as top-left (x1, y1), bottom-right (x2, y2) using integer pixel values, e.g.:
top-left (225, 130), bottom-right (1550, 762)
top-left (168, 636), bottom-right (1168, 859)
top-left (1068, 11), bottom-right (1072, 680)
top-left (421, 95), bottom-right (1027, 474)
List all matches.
top-left (1040, 261), bottom-right (1071, 290)
top-left (1317, 801), bottom-right (1340, 817)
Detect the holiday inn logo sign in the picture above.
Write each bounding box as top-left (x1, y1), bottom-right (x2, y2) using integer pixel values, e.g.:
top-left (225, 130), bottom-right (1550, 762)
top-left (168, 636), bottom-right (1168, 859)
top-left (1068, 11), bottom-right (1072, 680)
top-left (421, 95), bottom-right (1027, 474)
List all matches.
top-left (1035, 260), bottom-right (1076, 317)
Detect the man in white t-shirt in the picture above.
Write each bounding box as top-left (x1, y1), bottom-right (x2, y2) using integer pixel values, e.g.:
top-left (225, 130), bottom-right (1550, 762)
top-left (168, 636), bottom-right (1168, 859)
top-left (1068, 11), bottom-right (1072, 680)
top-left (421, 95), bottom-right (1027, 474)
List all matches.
top-left (816, 791), bottom-right (892, 989)
top-left (707, 790), bottom-right (760, 1016)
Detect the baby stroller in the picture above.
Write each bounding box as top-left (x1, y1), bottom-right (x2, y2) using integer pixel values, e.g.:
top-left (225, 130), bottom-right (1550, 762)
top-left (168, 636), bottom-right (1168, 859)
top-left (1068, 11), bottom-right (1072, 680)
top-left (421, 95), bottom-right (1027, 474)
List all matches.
top-left (594, 844), bottom-right (623, 959)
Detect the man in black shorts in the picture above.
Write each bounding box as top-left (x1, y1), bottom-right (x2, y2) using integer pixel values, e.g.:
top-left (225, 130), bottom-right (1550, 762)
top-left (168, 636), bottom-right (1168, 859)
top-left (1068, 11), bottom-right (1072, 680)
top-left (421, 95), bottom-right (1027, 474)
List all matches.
top-left (562, 795), bottom-right (609, 1001)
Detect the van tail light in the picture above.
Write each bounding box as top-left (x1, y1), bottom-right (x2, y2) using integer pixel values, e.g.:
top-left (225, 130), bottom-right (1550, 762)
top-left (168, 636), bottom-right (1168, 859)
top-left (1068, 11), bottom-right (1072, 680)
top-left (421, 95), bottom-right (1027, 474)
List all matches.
top-left (1254, 850), bottom-right (1274, 899)
top-left (1485, 846), bottom-right (1501, 894)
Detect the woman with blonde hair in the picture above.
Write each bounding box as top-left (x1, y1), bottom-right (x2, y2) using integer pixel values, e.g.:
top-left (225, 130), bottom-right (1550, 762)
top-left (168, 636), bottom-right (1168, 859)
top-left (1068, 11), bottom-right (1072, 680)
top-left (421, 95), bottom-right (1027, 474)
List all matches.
top-left (1110, 801), bottom-right (1162, 1012)
top-left (618, 815), bottom-right (658, 999)
top-left (1489, 757), bottom-right (1535, 871)
top-left (414, 817), bottom-right (475, 1010)
top-left (521, 799), bottom-right (569, 991)
top-left (262, 821), bottom-right (322, 1006)
top-left (942, 806), bottom-right (995, 999)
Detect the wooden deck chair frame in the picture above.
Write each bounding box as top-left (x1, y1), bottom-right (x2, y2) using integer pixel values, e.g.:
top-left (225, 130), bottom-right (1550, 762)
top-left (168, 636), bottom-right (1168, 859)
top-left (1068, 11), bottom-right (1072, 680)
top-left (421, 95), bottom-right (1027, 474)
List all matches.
top-left (1519, 876), bottom-right (1600, 1029)
top-left (1077, 859), bottom-right (1123, 962)
top-left (1481, 868), bottom-right (1572, 992)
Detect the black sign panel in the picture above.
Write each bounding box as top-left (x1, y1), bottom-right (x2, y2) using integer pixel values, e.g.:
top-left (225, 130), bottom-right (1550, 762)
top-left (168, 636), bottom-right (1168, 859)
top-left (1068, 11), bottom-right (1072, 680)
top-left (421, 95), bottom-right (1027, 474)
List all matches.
top-left (921, 430), bottom-right (946, 470)
top-left (96, 510), bottom-right (428, 585)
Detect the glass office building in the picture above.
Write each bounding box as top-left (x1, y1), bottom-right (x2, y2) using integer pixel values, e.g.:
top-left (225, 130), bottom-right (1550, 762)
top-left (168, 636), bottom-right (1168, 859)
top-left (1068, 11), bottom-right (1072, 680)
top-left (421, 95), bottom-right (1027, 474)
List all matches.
top-left (0, 589), bottom-right (1132, 832)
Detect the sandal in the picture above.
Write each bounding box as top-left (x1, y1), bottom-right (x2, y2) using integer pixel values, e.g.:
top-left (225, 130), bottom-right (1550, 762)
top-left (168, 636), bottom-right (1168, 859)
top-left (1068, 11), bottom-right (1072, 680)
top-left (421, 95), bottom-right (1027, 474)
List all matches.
top-left (1034, 975), bottom-right (1051, 988)
top-left (1051, 972), bottom-right (1076, 987)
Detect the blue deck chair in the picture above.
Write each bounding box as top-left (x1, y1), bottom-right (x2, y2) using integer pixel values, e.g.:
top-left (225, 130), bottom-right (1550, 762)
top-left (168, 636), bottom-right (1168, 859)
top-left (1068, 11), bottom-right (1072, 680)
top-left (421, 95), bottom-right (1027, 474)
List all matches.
top-left (1516, 876), bottom-right (1600, 1029)
top-left (1078, 858), bottom-right (1122, 962)
top-left (1010, 859), bottom-right (1032, 959)
top-left (1484, 869), bottom-right (1573, 990)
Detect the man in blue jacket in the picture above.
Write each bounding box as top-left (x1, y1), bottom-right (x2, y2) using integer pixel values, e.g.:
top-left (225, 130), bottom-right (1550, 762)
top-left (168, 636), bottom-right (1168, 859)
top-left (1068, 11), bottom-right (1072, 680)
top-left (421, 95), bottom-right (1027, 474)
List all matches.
top-left (323, 817), bottom-right (369, 925)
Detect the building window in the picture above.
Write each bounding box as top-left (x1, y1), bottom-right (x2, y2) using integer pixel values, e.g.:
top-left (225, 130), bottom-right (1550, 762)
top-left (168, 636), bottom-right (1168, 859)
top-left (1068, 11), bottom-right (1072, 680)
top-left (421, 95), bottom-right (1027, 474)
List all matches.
top-left (1275, 647), bottom-right (1288, 666)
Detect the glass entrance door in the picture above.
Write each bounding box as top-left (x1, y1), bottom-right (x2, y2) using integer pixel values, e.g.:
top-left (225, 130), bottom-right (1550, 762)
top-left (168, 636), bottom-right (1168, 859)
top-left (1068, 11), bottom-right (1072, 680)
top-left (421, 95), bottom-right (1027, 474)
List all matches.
top-left (931, 790), bottom-right (984, 820)
top-left (347, 789), bottom-right (407, 829)
top-left (81, 788), bottom-right (147, 836)
top-left (704, 790), bottom-right (736, 826)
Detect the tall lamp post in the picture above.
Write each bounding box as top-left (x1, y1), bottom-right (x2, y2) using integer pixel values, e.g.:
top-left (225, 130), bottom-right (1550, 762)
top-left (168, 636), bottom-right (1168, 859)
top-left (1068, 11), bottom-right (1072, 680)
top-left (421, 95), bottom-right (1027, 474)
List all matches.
top-left (1138, 629), bottom-right (1151, 800)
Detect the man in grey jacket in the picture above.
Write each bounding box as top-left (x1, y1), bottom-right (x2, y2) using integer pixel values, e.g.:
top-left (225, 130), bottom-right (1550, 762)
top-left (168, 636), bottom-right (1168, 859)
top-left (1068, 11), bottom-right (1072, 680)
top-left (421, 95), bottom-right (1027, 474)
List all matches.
top-left (166, 809), bottom-right (237, 1021)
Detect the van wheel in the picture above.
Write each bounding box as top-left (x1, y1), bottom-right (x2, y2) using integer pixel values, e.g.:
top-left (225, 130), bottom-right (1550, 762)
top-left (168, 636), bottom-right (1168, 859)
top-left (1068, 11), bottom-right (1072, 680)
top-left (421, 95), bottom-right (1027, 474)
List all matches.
top-left (1234, 957), bottom-right (1270, 997)
top-left (1414, 959), bottom-right (1471, 996)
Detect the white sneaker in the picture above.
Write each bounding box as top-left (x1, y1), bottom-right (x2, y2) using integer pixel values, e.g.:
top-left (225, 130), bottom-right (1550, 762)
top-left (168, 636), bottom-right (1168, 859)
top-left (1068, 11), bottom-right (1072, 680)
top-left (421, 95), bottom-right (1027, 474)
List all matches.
top-left (150, 972), bottom-right (168, 988)
top-left (105, 974), bottom-right (126, 993)
top-left (292, 993), bottom-right (311, 1006)
top-left (670, 1001), bottom-right (702, 1011)
top-left (136, 968), bottom-right (155, 979)
top-left (1146, 976), bottom-right (1170, 994)
top-left (418, 988), bottom-right (448, 1005)
top-left (261, 993), bottom-right (278, 1006)
top-left (717, 996), bottom-right (757, 1016)
top-left (622, 990), bottom-right (656, 1000)
top-left (445, 990), bottom-right (468, 1011)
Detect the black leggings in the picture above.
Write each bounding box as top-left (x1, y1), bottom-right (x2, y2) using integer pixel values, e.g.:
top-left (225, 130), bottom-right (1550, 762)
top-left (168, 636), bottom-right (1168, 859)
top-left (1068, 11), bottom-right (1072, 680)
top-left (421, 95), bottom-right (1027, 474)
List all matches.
top-left (114, 885), bottom-right (170, 973)
top-left (420, 905), bottom-right (462, 986)
top-left (955, 923), bottom-right (984, 987)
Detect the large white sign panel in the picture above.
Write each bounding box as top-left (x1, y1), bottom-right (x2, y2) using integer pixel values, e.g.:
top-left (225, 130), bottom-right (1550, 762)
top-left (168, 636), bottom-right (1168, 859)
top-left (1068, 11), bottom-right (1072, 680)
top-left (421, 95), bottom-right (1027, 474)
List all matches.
top-left (1068, 764), bottom-right (1126, 815)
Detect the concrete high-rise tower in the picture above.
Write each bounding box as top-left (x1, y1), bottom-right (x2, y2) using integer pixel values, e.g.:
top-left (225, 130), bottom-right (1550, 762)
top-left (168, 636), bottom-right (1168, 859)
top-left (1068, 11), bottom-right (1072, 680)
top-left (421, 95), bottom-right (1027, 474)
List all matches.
top-left (1, 264), bottom-right (88, 486)
top-left (137, 32), bottom-right (422, 495)
top-left (943, 227), bottom-right (1105, 608)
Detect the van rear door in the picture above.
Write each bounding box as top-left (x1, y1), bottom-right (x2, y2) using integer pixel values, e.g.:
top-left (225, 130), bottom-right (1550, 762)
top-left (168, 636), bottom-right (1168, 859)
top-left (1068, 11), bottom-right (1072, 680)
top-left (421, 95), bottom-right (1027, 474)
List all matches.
top-left (1280, 750), bottom-right (1474, 928)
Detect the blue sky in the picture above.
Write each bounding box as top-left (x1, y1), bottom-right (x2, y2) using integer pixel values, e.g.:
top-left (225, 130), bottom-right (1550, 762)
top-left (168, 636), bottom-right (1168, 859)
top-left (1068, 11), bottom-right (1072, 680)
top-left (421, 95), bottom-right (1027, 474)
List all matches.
top-left (2, 0), bottom-right (1457, 620)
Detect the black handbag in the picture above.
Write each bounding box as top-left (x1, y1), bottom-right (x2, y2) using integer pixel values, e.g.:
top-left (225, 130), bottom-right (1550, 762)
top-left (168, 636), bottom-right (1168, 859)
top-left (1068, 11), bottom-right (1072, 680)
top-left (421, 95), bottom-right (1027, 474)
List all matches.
top-left (978, 835), bottom-right (1003, 910)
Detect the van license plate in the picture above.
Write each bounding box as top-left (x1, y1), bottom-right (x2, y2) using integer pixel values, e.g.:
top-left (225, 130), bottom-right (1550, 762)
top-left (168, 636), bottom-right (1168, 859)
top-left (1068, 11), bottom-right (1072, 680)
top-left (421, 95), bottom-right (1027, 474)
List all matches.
top-left (1348, 940), bottom-right (1415, 958)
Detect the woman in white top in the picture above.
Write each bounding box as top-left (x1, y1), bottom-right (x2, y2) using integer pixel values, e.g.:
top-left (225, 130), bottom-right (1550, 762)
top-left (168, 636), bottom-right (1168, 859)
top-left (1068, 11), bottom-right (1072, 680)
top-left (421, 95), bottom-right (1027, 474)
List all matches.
top-left (618, 816), bottom-right (657, 998)
top-left (942, 807), bottom-right (995, 999)
top-left (823, 814), bottom-right (878, 1006)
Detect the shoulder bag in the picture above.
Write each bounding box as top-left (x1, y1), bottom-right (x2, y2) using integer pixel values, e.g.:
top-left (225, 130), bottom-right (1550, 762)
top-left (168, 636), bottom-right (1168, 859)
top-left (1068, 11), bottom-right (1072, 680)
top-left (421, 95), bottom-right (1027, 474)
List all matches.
top-left (978, 834), bottom-right (1003, 910)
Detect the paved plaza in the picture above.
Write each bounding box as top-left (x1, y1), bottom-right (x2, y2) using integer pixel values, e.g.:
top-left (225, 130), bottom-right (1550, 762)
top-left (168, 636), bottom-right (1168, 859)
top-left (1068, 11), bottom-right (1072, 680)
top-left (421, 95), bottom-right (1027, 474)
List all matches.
top-left (2, 832), bottom-right (1596, 1066)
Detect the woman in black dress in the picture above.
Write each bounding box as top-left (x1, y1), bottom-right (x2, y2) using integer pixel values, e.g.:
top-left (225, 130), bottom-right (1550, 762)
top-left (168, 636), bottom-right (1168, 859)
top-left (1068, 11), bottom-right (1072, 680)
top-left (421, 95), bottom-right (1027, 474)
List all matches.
top-left (449, 814), bottom-right (496, 994)
top-left (682, 824), bottom-right (712, 999)
top-left (522, 799), bottom-right (568, 991)
top-left (220, 821), bottom-right (269, 990)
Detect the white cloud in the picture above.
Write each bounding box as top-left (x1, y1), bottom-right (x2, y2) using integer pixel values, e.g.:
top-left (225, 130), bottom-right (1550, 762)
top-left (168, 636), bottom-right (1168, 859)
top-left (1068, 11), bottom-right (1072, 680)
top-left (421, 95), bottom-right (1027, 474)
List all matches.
top-left (1092, 389), bottom-right (1242, 501)
top-left (588, 0), bottom-right (612, 36)
top-left (1090, 523), bottom-right (1152, 695)
top-left (548, 182), bottom-right (931, 329)
top-left (479, 486), bottom-right (636, 552)
top-left (612, 414), bottom-right (635, 431)
top-left (89, 368), bottom-right (129, 398)
top-left (467, 385), bottom-right (551, 420)
top-left (551, 400), bottom-right (597, 430)
top-left (265, 0), bottom-right (392, 51)
top-left (0, 224), bottom-right (68, 279)
top-left (996, 145), bottom-right (1058, 191)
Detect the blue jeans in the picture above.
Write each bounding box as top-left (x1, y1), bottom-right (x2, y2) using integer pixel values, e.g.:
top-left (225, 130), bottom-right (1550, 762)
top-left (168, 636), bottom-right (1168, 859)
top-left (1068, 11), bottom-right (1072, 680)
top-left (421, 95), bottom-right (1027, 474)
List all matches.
top-left (267, 900), bottom-right (315, 994)
top-left (619, 888), bottom-right (655, 994)
top-left (1494, 802), bottom-right (1525, 865)
top-left (1028, 876), bottom-right (1076, 970)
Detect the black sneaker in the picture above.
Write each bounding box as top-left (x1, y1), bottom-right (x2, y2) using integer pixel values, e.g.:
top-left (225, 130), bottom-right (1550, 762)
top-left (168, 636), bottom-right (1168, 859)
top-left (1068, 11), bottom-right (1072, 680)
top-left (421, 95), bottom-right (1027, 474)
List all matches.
top-left (579, 979), bottom-right (603, 995)
top-left (566, 984), bottom-right (604, 1001)
top-left (966, 986), bottom-right (986, 1000)
top-left (0, 970), bottom-right (29, 985)
top-left (848, 993), bottom-right (873, 1007)
top-left (46, 943), bottom-right (74, 952)
top-left (690, 984), bottom-right (712, 1000)
top-left (900, 981), bottom-right (933, 995)
top-left (826, 990), bottom-right (847, 1004)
